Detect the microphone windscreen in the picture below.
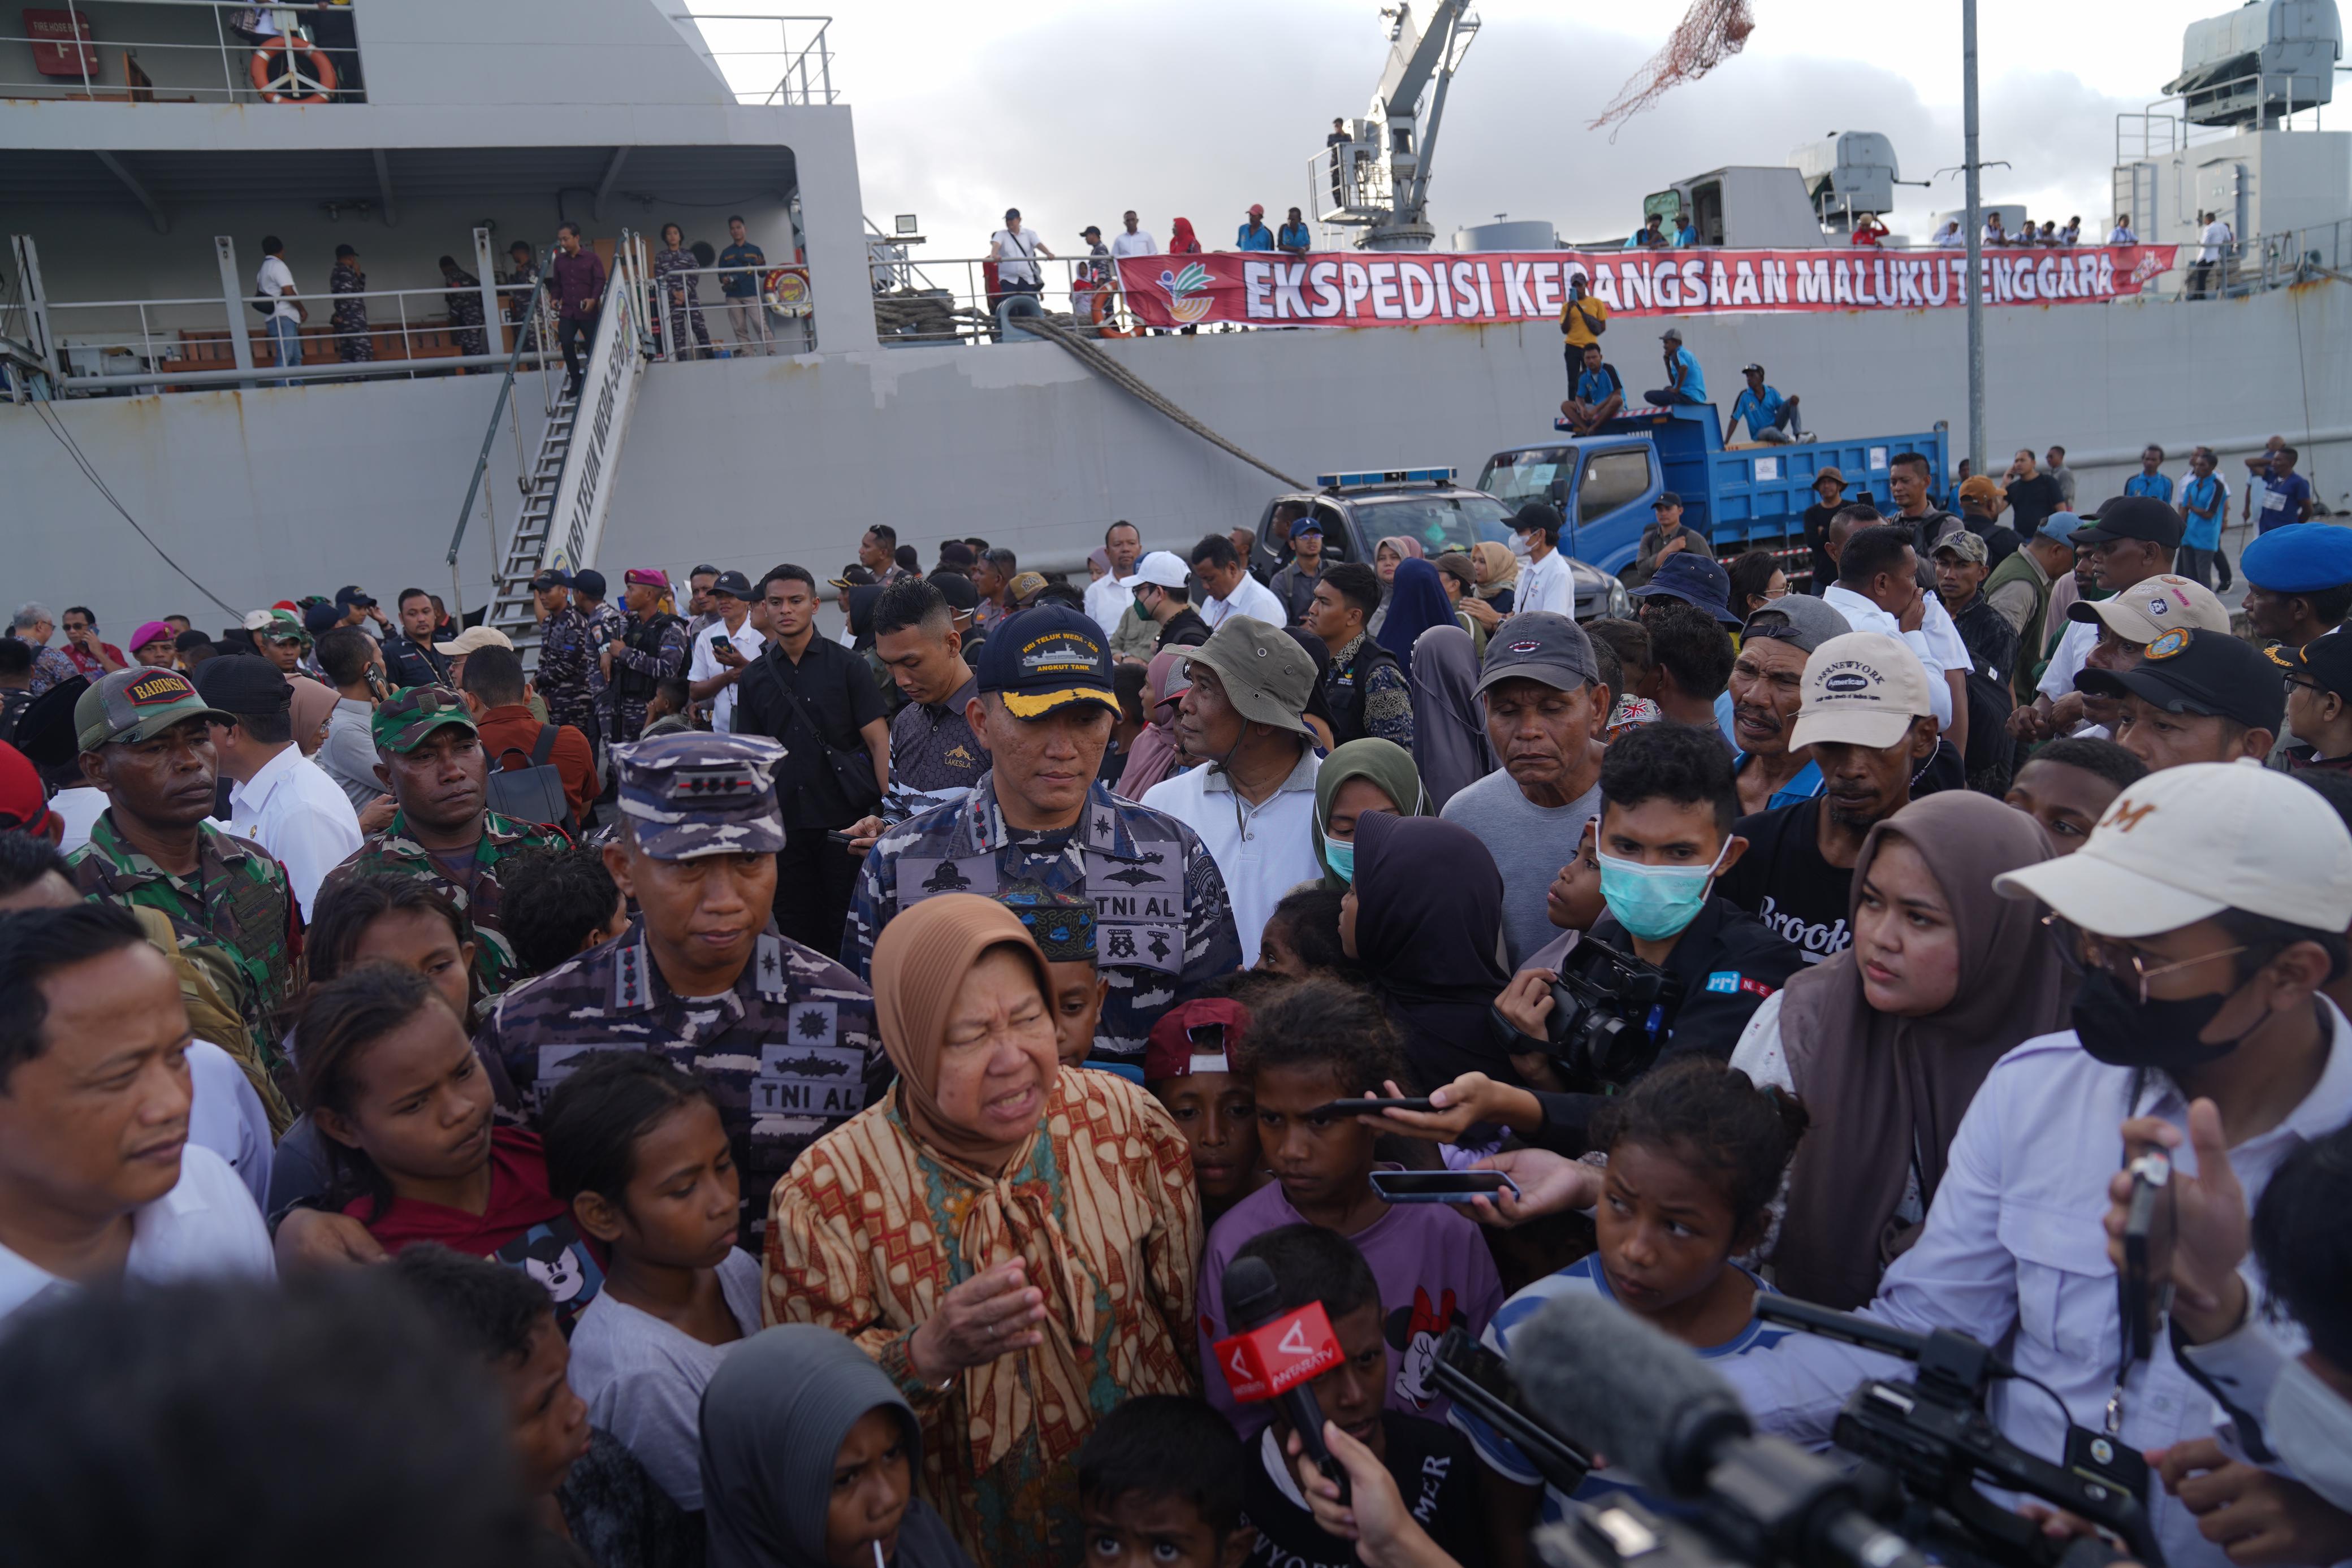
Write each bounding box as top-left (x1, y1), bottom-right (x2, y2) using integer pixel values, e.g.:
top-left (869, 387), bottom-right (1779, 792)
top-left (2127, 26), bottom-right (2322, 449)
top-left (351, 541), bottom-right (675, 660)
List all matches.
top-left (1510, 1288), bottom-right (1749, 1494)
top-left (1222, 1255), bottom-right (1281, 1330)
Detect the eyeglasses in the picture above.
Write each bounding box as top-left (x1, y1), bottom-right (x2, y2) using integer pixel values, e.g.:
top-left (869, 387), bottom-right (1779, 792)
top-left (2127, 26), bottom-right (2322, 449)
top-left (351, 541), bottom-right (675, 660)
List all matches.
top-left (2043, 915), bottom-right (2247, 1004)
top-left (2283, 674), bottom-right (2327, 696)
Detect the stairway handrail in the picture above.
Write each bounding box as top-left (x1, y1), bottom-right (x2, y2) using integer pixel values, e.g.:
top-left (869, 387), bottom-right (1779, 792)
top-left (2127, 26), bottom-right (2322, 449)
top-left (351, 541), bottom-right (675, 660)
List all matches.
top-left (446, 266), bottom-right (554, 569)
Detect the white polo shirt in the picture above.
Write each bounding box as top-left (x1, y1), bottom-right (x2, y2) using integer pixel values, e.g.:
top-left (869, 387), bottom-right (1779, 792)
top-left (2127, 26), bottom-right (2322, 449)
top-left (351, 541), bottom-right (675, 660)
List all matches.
top-left (1202, 573), bottom-right (1286, 631)
top-left (1515, 548), bottom-right (1576, 618)
top-left (688, 616), bottom-right (767, 734)
top-left (1142, 746), bottom-right (1321, 968)
top-left (227, 743), bottom-right (363, 921)
top-left (1821, 583), bottom-right (1956, 729)
top-left (0, 1144), bottom-right (275, 1327)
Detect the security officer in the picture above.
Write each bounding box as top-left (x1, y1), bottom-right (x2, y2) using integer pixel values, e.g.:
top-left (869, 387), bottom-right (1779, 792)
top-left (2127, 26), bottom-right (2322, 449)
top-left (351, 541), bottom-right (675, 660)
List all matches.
top-left (1393, 722), bottom-right (1801, 1156)
top-left (477, 731), bottom-right (882, 1234)
top-left (600, 567), bottom-right (689, 746)
top-left (846, 604), bottom-right (1240, 1072)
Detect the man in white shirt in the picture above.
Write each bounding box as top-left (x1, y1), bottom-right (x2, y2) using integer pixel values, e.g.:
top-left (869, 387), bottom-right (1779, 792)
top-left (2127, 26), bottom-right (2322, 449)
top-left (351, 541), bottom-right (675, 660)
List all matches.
top-left (1084, 519), bottom-right (1145, 636)
top-left (1109, 210), bottom-right (1158, 259)
top-left (1511, 501), bottom-right (1577, 618)
top-left (193, 657), bottom-right (361, 920)
top-left (686, 569), bottom-right (766, 734)
top-left (0, 903), bottom-right (274, 1325)
top-left (254, 233), bottom-right (305, 385)
top-left (1719, 761), bottom-right (2352, 1568)
top-left (1139, 618), bottom-right (1322, 967)
top-left (2020, 498), bottom-right (2184, 742)
top-left (1819, 521), bottom-right (1957, 733)
top-left (2193, 210), bottom-right (2234, 297)
top-left (990, 206), bottom-right (1052, 299)
top-left (1187, 531), bottom-right (1286, 630)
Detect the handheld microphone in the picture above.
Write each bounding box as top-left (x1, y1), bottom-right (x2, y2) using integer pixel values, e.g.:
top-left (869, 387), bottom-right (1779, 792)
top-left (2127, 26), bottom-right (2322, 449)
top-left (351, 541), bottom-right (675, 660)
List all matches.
top-left (1513, 1292), bottom-right (1931, 1568)
top-left (1217, 1257), bottom-right (1348, 1500)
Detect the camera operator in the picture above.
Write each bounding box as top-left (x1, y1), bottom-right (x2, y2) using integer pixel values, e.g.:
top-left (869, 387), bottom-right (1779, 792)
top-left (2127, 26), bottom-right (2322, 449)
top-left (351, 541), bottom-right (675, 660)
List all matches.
top-left (2101, 1111), bottom-right (2352, 1565)
top-left (1708, 760), bottom-right (2352, 1568)
top-left (1371, 724), bottom-right (1800, 1155)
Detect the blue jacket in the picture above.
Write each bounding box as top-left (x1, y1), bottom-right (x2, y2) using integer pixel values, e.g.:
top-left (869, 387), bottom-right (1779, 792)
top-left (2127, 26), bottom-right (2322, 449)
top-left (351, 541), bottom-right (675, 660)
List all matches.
top-left (1237, 222), bottom-right (1276, 252)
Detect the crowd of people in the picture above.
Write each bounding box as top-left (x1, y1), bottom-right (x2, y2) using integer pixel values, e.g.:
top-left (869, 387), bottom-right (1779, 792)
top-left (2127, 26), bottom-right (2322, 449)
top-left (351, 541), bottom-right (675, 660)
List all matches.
top-left (4, 457), bottom-right (2352, 1568)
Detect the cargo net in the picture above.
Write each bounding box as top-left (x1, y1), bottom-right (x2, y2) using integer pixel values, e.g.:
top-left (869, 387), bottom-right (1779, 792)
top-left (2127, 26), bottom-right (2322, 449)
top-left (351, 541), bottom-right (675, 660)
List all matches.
top-left (1589, 0), bottom-right (1755, 137)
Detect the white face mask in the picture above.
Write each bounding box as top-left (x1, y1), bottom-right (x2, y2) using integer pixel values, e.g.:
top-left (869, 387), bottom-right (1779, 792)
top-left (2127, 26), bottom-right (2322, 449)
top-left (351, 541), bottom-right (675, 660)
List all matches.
top-left (1510, 531), bottom-right (1534, 561)
top-left (2265, 1356), bottom-right (2352, 1513)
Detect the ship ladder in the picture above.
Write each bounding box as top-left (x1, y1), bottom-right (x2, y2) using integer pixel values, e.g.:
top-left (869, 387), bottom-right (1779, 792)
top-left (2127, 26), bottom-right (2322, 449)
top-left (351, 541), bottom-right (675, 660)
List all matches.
top-left (483, 384), bottom-right (582, 647)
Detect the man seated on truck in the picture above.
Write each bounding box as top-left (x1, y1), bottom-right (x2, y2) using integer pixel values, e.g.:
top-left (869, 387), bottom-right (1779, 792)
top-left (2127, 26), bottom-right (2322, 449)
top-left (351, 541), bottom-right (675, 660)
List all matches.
top-left (1728, 363), bottom-right (1802, 446)
top-left (1560, 342), bottom-right (1624, 435)
top-left (1644, 327), bottom-right (1706, 409)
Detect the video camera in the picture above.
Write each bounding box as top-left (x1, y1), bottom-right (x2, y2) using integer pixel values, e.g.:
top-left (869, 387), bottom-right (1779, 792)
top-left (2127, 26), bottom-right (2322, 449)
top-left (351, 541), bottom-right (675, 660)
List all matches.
top-left (1492, 935), bottom-right (1684, 1085)
top-left (1751, 1296), bottom-right (2164, 1568)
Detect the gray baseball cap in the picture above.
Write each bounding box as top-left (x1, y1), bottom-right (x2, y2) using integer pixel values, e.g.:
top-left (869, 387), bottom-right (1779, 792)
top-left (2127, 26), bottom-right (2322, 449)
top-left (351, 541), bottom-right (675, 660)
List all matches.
top-left (1739, 594), bottom-right (1851, 655)
top-left (1474, 612), bottom-right (1599, 696)
top-left (1177, 615), bottom-right (1318, 737)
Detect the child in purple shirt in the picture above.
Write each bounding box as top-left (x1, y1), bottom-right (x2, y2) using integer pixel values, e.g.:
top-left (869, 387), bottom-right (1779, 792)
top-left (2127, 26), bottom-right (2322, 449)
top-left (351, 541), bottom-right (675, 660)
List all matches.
top-left (1197, 977), bottom-right (1504, 1436)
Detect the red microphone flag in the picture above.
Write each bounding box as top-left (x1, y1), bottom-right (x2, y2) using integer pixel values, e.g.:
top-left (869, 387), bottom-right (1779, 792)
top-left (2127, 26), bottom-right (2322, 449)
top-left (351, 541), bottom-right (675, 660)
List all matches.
top-left (1212, 1302), bottom-right (1342, 1404)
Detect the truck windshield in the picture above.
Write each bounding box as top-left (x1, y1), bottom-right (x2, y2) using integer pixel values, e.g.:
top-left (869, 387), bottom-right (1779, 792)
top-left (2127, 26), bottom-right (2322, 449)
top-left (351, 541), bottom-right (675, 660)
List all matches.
top-left (1476, 451), bottom-right (1570, 509)
top-left (1352, 493), bottom-right (1514, 555)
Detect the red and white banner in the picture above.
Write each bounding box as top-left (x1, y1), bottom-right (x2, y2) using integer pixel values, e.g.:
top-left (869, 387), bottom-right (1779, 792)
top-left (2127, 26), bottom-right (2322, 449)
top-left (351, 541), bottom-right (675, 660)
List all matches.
top-left (1114, 246), bottom-right (2181, 330)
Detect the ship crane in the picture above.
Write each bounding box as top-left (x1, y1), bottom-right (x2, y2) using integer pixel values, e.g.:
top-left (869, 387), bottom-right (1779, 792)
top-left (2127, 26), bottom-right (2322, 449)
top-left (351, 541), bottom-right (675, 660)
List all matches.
top-left (1312, 2), bottom-right (1481, 251)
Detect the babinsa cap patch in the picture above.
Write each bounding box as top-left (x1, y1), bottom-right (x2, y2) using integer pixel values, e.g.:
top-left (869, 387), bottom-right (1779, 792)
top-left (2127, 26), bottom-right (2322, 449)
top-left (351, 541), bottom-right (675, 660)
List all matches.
top-left (126, 673), bottom-right (194, 707)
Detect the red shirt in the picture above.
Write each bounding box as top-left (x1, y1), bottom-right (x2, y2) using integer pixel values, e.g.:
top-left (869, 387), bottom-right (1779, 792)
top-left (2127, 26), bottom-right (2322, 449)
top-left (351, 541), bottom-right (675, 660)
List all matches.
top-left (349, 1127), bottom-right (606, 1331)
top-left (64, 642), bottom-right (124, 675)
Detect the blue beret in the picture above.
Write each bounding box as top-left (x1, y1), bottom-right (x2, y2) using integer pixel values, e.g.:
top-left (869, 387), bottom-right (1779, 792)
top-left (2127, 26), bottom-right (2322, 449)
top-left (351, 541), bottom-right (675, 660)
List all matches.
top-left (2242, 524), bottom-right (2352, 594)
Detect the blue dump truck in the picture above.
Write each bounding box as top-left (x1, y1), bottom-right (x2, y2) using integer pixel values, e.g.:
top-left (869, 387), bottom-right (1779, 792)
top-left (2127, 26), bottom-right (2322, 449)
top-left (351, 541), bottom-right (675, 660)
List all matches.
top-left (1474, 405), bottom-right (1952, 586)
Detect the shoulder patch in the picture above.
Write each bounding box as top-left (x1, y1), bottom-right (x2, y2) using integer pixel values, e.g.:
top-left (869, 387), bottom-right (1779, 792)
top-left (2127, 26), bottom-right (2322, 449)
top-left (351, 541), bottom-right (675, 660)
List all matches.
top-left (1704, 971), bottom-right (1742, 995)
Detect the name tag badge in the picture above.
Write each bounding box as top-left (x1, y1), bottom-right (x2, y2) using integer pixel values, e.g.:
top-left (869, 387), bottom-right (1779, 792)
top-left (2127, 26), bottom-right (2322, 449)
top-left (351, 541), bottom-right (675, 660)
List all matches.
top-left (902, 855), bottom-right (998, 902)
top-left (1087, 847), bottom-right (1184, 929)
top-left (755, 1043), bottom-right (867, 1118)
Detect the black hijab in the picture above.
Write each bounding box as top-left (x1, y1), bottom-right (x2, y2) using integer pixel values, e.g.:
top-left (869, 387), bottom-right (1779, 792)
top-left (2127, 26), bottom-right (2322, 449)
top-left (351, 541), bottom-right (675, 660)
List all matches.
top-left (1351, 811), bottom-right (1517, 1087)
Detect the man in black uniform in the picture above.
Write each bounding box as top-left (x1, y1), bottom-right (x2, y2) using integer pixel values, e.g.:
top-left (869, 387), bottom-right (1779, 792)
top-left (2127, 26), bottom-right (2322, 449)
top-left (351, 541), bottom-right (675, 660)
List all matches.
top-left (1374, 723), bottom-right (1798, 1158)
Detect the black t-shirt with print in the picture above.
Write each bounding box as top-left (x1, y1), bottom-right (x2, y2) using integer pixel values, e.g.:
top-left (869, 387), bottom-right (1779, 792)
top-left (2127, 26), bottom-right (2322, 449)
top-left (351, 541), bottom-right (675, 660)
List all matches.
top-left (1243, 1414), bottom-right (1480, 1568)
top-left (1714, 798), bottom-right (1855, 965)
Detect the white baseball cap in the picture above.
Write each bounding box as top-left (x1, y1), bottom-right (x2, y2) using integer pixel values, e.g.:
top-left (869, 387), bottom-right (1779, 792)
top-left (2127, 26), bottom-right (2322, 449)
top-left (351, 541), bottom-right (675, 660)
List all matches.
top-left (1132, 550), bottom-right (1191, 590)
top-left (1787, 631), bottom-right (1935, 751)
top-left (1994, 759), bottom-right (2352, 937)
top-left (2066, 573), bottom-right (2230, 644)
top-left (433, 625), bottom-right (514, 658)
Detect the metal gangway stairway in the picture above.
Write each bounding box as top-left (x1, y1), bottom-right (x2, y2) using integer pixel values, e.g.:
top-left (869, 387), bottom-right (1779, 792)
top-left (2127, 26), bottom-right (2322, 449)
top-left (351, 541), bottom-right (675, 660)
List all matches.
top-left (449, 231), bottom-right (655, 655)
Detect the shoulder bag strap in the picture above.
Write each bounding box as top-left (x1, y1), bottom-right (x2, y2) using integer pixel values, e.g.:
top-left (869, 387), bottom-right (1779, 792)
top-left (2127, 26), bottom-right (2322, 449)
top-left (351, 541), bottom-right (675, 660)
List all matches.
top-left (529, 724), bottom-right (557, 768)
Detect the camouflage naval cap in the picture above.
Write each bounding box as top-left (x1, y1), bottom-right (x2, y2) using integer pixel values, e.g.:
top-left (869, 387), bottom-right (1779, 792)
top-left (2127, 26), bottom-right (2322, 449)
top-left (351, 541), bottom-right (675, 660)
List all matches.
top-left (370, 685), bottom-right (479, 752)
top-left (612, 731), bottom-right (788, 859)
top-left (996, 880), bottom-right (1097, 965)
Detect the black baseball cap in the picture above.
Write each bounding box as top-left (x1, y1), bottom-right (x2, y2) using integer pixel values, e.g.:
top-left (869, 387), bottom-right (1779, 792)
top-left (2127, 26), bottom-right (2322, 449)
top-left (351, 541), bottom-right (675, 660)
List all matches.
top-left (2069, 495), bottom-right (2183, 550)
top-left (975, 605), bottom-right (1116, 718)
top-left (928, 568), bottom-right (982, 613)
top-left (302, 602), bottom-right (343, 636)
top-left (708, 569), bottom-right (754, 600)
top-left (2268, 631), bottom-right (2352, 701)
top-left (193, 654), bottom-right (293, 716)
top-left (2075, 626), bottom-right (2285, 733)
top-left (1475, 611), bottom-right (1599, 697)
top-left (572, 568), bottom-right (608, 597)
top-left (335, 584), bottom-right (376, 609)
top-left (1651, 491), bottom-right (1684, 511)
top-left (828, 564), bottom-right (876, 589)
top-left (530, 568), bottom-right (571, 591)
top-left (1510, 501), bottom-right (1562, 536)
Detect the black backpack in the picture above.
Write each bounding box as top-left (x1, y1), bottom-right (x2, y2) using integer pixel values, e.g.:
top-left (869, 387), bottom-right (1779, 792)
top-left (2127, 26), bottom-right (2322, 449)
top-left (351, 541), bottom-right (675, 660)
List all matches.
top-left (485, 724), bottom-right (576, 834)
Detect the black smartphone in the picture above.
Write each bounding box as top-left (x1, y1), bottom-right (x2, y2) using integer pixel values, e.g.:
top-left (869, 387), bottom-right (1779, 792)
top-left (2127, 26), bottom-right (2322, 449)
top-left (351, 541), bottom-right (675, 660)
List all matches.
top-left (824, 829), bottom-right (858, 844)
top-left (1317, 1096), bottom-right (1435, 1116)
top-left (711, 635), bottom-right (733, 655)
top-left (2118, 1150), bottom-right (2176, 1363)
top-left (1368, 1169), bottom-right (1520, 1205)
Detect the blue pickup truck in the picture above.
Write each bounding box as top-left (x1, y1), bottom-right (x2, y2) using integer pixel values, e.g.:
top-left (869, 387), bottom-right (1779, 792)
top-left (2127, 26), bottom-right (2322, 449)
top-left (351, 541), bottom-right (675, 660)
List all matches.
top-left (1473, 405), bottom-right (1952, 582)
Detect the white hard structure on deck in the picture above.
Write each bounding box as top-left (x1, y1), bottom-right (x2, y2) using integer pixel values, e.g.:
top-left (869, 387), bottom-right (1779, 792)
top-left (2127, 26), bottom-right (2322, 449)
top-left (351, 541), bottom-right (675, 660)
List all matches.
top-left (1312, 1), bottom-right (1481, 252)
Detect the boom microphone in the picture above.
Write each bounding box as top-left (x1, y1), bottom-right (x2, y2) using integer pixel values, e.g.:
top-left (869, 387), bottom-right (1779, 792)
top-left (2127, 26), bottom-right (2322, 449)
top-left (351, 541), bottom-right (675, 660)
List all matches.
top-left (1514, 1292), bottom-right (1931, 1568)
top-left (1218, 1257), bottom-right (1347, 1498)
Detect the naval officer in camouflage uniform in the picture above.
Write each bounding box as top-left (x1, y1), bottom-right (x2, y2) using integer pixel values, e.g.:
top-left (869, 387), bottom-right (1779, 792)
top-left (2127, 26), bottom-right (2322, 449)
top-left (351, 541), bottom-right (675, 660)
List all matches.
top-left (478, 731), bottom-right (883, 1235)
top-left (317, 686), bottom-right (569, 999)
top-left (845, 604), bottom-right (1239, 1073)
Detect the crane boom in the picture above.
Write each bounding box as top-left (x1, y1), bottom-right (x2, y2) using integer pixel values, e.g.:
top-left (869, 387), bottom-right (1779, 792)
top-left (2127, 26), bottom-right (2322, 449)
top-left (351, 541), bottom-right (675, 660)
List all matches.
top-left (1311, 2), bottom-right (1480, 250)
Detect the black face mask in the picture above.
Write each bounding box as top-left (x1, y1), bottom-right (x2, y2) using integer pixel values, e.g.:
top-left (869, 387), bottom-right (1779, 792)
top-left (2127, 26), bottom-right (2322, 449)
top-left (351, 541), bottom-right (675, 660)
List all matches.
top-left (2070, 965), bottom-right (2252, 1075)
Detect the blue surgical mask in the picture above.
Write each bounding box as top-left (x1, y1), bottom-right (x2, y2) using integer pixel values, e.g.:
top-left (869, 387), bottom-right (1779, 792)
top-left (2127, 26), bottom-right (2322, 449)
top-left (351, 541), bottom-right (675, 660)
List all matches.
top-left (1323, 836), bottom-right (1356, 883)
top-left (1596, 842), bottom-right (1730, 942)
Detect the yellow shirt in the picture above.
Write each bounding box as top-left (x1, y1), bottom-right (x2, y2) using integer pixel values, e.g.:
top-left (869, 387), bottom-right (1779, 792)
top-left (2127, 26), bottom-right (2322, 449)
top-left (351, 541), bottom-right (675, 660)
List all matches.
top-left (1561, 291), bottom-right (1609, 350)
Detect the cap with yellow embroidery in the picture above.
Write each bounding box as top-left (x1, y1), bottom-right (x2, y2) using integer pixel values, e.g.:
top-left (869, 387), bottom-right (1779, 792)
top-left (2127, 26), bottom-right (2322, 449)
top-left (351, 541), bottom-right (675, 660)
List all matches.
top-left (976, 605), bottom-right (1117, 720)
top-left (370, 685), bottom-right (478, 753)
top-left (75, 667), bottom-right (234, 751)
top-left (1995, 760), bottom-right (2352, 936)
top-left (612, 731), bottom-right (788, 859)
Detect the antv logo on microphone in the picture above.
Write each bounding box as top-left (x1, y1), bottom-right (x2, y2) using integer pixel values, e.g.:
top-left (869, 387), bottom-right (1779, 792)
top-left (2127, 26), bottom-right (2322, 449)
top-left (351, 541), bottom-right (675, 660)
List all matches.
top-left (1213, 1301), bottom-right (1342, 1403)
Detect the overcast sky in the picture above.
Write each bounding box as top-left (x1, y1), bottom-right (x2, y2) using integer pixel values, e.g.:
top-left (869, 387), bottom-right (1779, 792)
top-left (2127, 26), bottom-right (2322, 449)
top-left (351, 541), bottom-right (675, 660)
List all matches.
top-left (688, 0), bottom-right (2236, 252)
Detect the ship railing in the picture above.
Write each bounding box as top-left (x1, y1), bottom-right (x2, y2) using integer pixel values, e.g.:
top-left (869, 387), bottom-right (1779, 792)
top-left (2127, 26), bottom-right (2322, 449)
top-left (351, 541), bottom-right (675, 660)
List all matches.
top-left (2116, 65), bottom-right (2351, 159)
top-left (1, 0), bottom-right (367, 105)
top-left (634, 261), bottom-right (817, 359)
top-left (867, 252), bottom-right (1212, 346)
top-left (34, 277), bottom-right (562, 394)
top-left (667, 12), bottom-right (835, 106)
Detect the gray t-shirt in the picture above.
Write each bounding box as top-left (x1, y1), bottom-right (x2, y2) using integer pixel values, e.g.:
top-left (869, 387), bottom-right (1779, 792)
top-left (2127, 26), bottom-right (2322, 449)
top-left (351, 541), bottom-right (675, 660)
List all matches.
top-left (564, 1246), bottom-right (764, 1511)
top-left (1440, 768), bottom-right (1601, 967)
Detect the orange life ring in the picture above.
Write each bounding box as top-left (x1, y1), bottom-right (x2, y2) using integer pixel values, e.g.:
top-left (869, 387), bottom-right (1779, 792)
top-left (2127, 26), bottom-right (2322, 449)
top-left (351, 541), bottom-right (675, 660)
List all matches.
top-left (763, 267), bottom-right (810, 309)
top-left (249, 36), bottom-right (338, 105)
top-left (1087, 287), bottom-right (1131, 336)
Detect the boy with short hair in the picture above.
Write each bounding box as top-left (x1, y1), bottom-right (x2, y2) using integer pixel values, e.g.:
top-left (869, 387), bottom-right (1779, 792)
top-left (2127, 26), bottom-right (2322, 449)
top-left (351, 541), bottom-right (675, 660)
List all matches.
top-left (1145, 995), bottom-right (1266, 1225)
top-left (1198, 978), bottom-right (1503, 1435)
top-left (501, 844), bottom-right (630, 977)
top-left (1227, 1224), bottom-right (1485, 1568)
top-left (1077, 1394), bottom-right (1252, 1568)
top-left (998, 881), bottom-right (1109, 1069)
top-left (2001, 737), bottom-right (2146, 852)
